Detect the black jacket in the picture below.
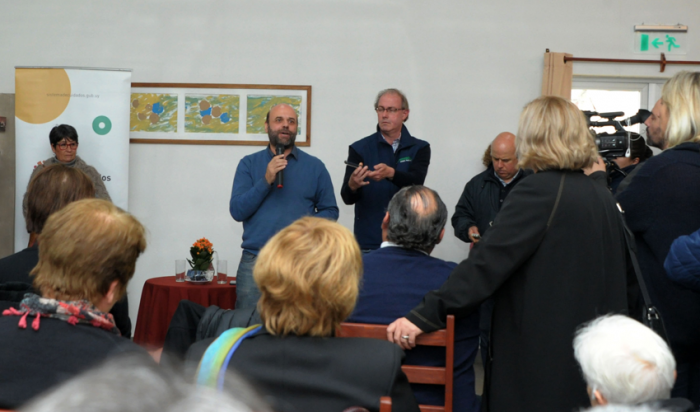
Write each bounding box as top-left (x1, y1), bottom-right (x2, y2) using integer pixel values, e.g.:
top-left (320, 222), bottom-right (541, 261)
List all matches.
top-left (188, 329), bottom-right (420, 412)
top-left (408, 170), bottom-right (640, 412)
top-left (452, 166), bottom-right (532, 243)
top-left (617, 142), bottom-right (700, 363)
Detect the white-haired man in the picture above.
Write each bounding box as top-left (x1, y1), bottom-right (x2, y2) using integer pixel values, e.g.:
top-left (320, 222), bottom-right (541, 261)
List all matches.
top-left (573, 314), bottom-right (693, 411)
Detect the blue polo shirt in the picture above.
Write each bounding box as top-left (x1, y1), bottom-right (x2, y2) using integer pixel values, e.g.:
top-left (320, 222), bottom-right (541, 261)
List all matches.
top-left (229, 146), bottom-right (339, 253)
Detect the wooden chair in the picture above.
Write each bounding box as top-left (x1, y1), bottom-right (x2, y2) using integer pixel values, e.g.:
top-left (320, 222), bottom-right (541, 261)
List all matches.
top-left (337, 315), bottom-right (455, 412)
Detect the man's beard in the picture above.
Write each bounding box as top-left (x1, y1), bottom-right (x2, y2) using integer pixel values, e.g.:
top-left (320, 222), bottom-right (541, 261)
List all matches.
top-left (646, 126), bottom-right (666, 150)
top-left (268, 128), bottom-right (296, 149)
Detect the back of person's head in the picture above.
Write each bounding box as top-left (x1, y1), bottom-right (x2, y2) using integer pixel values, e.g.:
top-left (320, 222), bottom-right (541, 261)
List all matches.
top-left (628, 133), bottom-right (653, 163)
top-left (254, 216), bottom-right (362, 337)
top-left (573, 314), bottom-right (675, 405)
top-left (31, 199), bottom-right (147, 304)
top-left (662, 71), bottom-right (700, 149)
top-left (49, 124), bottom-right (79, 146)
top-left (20, 354), bottom-right (272, 412)
top-left (386, 185), bottom-right (447, 253)
top-left (517, 95), bottom-right (598, 171)
top-left (26, 164), bottom-right (95, 234)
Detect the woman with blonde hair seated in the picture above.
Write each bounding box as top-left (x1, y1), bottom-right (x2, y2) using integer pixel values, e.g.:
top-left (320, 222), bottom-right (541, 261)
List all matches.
top-left (192, 216), bottom-right (419, 412)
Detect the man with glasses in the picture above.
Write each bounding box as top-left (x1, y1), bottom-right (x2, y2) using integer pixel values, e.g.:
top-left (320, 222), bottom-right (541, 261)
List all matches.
top-left (341, 89), bottom-right (431, 251)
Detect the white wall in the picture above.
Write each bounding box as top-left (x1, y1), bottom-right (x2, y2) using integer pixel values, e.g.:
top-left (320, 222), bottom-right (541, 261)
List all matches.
top-left (2, 0), bottom-right (699, 332)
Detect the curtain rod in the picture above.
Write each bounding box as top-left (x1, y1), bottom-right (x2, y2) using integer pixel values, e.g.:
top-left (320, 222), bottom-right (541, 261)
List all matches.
top-left (557, 51), bottom-right (700, 73)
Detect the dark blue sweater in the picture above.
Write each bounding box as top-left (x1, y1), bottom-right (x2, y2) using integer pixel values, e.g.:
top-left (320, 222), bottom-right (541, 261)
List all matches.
top-left (341, 126), bottom-right (430, 250)
top-left (348, 246), bottom-right (480, 412)
top-left (230, 146), bottom-right (338, 253)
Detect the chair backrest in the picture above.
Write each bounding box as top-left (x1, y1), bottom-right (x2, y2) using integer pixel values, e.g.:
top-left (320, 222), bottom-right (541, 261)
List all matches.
top-left (337, 315), bottom-right (455, 412)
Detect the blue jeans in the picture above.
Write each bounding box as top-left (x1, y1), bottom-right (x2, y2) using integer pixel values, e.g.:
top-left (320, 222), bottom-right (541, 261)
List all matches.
top-left (235, 251), bottom-right (260, 310)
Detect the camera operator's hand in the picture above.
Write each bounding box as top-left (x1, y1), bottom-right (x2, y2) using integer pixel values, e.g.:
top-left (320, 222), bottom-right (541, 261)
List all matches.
top-left (583, 157), bottom-right (606, 175)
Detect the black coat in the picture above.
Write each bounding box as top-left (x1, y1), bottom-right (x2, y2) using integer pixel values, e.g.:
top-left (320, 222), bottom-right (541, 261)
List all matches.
top-left (189, 330), bottom-right (420, 412)
top-left (617, 142), bottom-right (700, 362)
top-left (451, 166), bottom-right (532, 243)
top-left (407, 170), bottom-right (640, 412)
top-left (0, 317), bottom-right (147, 409)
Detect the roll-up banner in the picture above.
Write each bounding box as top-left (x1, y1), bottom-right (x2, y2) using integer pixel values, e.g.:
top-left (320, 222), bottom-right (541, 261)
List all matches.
top-left (14, 67), bottom-right (131, 251)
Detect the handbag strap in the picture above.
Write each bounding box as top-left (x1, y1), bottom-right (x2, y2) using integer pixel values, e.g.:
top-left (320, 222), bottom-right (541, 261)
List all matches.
top-left (616, 203), bottom-right (654, 308)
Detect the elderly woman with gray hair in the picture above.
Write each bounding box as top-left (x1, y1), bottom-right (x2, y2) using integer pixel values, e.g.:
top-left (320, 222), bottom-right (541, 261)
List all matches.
top-left (388, 96), bottom-right (640, 412)
top-left (573, 314), bottom-right (693, 411)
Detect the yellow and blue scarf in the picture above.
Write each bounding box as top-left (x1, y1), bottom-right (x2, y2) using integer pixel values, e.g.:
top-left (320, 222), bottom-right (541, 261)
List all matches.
top-left (196, 324), bottom-right (262, 390)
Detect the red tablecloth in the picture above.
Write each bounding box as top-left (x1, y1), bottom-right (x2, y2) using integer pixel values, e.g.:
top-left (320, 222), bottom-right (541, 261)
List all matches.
top-left (133, 276), bottom-right (236, 348)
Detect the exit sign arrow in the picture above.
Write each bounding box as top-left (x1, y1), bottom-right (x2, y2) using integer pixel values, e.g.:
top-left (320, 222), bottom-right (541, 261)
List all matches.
top-left (652, 38), bottom-right (664, 48)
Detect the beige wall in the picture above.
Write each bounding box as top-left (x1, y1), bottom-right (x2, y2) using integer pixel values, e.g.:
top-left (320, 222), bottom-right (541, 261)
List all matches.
top-left (0, 94), bottom-right (15, 258)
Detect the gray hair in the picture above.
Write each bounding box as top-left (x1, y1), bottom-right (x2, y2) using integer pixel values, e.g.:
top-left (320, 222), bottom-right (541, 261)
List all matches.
top-left (573, 315), bottom-right (675, 406)
top-left (386, 185), bottom-right (447, 253)
top-left (375, 88), bottom-right (410, 121)
top-left (20, 354), bottom-right (273, 412)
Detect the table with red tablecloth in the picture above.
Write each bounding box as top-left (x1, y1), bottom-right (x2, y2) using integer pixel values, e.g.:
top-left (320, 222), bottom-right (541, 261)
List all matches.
top-left (133, 276), bottom-right (236, 347)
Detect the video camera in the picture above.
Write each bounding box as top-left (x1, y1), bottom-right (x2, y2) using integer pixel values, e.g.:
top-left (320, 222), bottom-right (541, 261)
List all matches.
top-left (582, 109), bottom-right (651, 159)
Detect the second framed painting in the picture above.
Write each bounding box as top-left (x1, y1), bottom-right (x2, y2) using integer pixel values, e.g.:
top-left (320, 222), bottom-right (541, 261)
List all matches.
top-left (129, 83), bottom-right (311, 146)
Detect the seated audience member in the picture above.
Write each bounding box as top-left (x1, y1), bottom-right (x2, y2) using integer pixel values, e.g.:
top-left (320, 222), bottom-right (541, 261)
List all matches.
top-left (21, 354), bottom-right (272, 412)
top-left (188, 217), bottom-right (420, 412)
top-left (0, 164), bottom-right (131, 336)
top-left (608, 133), bottom-right (653, 194)
top-left (0, 199), bottom-right (148, 409)
top-left (664, 228), bottom-right (700, 293)
top-left (573, 314), bottom-right (694, 412)
top-left (347, 185), bottom-right (480, 412)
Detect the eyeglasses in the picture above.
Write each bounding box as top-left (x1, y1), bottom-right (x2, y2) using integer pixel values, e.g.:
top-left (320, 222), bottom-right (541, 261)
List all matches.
top-left (375, 106), bottom-right (403, 114)
top-left (56, 142), bottom-right (78, 150)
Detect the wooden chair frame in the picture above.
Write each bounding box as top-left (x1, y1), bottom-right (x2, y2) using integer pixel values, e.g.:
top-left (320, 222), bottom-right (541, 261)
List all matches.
top-left (337, 315), bottom-right (455, 412)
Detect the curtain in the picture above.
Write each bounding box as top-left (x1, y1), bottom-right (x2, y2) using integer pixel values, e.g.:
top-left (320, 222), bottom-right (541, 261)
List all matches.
top-left (541, 51), bottom-right (573, 99)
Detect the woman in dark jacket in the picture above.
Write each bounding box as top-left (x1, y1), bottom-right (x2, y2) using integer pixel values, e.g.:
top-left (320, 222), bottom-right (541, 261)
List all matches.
top-left (194, 217), bottom-right (419, 412)
top-left (388, 96), bottom-right (640, 412)
top-left (617, 71), bottom-right (700, 407)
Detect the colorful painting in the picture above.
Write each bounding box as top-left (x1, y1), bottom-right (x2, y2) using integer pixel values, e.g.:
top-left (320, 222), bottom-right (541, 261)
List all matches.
top-left (185, 94), bottom-right (240, 133)
top-left (246, 95), bottom-right (302, 134)
top-left (130, 93), bottom-right (178, 132)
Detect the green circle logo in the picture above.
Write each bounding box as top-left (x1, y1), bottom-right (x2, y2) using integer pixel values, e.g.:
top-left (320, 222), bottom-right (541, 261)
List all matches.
top-left (92, 116), bottom-right (112, 135)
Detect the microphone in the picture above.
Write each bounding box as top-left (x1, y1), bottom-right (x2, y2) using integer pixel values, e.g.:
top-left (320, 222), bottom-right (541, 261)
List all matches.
top-left (276, 145), bottom-right (284, 188)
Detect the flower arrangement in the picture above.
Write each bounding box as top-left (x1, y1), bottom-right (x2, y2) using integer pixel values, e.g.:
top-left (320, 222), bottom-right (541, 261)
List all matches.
top-left (188, 237), bottom-right (214, 271)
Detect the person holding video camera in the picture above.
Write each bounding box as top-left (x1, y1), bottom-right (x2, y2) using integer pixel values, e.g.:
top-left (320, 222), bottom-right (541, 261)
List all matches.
top-left (608, 134), bottom-right (653, 194)
top-left (616, 71), bottom-right (700, 408)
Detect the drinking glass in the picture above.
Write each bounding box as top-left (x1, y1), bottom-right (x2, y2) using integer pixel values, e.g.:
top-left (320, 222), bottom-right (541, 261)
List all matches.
top-left (217, 260), bottom-right (228, 284)
top-left (175, 259), bottom-right (186, 282)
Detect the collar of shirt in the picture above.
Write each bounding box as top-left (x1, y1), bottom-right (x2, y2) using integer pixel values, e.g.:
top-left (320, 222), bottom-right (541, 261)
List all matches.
top-left (381, 134), bottom-right (401, 153)
top-left (267, 145), bottom-right (298, 160)
top-left (380, 241), bottom-right (429, 255)
top-left (494, 168), bottom-right (521, 187)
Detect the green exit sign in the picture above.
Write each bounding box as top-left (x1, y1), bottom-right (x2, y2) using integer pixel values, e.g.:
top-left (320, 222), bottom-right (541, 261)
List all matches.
top-left (635, 32), bottom-right (687, 55)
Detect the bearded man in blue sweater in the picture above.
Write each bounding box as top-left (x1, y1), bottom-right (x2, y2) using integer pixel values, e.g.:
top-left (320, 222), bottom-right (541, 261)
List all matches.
top-left (341, 89), bottom-right (430, 251)
top-left (348, 185), bottom-right (480, 412)
top-left (229, 104), bottom-right (338, 309)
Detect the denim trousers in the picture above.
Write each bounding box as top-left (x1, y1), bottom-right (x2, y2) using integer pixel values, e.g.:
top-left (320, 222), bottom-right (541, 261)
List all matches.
top-left (235, 251), bottom-right (260, 310)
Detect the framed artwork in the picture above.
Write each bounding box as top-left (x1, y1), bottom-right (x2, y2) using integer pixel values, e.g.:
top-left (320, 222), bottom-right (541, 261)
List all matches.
top-left (129, 83), bottom-right (311, 146)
